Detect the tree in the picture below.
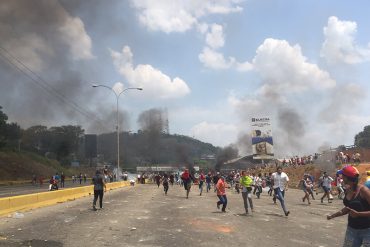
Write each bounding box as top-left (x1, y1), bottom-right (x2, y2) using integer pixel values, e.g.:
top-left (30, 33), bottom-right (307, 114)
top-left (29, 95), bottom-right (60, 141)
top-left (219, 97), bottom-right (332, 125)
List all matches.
top-left (355, 126), bottom-right (370, 148)
top-left (49, 125), bottom-right (84, 162)
top-left (0, 106), bottom-right (21, 149)
top-left (0, 106), bottom-right (8, 148)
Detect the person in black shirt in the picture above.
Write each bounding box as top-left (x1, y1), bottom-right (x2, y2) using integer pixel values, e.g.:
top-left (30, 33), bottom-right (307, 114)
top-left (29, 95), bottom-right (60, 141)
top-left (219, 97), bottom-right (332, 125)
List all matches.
top-left (92, 170), bottom-right (106, 211)
top-left (327, 165), bottom-right (370, 246)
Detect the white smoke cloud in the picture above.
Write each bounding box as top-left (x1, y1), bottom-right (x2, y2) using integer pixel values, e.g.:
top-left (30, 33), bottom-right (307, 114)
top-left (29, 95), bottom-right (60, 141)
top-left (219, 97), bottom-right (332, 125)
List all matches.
top-left (130, 0), bottom-right (243, 33)
top-left (111, 46), bottom-right (191, 99)
top-left (190, 121), bottom-right (237, 147)
top-left (253, 38), bottom-right (335, 92)
top-left (321, 16), bottom-right (370, 64)
top-left (59, 16), bottom-right (94, 60)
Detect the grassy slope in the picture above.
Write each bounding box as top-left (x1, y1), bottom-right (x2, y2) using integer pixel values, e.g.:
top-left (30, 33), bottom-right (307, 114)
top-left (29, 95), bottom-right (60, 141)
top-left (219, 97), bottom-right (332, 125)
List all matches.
top-left (0, 150), bottom-right (90, 182)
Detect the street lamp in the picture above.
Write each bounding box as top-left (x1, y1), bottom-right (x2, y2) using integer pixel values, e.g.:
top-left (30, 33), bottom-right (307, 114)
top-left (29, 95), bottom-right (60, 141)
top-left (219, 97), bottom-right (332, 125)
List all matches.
top-left (92, 83), bottom-right (142, 180)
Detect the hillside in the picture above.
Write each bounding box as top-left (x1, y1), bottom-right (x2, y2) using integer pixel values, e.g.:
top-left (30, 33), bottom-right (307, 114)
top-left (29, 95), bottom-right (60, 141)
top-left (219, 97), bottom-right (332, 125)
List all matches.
top-left (0, 150), bottom-right (91, 183)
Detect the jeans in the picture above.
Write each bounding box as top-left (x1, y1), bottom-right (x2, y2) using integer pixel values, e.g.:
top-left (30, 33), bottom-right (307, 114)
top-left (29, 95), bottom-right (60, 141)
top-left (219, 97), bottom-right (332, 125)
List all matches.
top-left (343, 226), bottom-right (370, 247)
top-left (206, 182), bottom-right (211, 192)
top-left (93, 190), bottom-right (104, 208)
top-left (199, 181), bottom-right (204, 194)
top-left (242, 191), bottom-right (253, 213)
top-left (274, 188), bottom-right (288, 214)
top-left (217, 195), bottom-right (227, 211)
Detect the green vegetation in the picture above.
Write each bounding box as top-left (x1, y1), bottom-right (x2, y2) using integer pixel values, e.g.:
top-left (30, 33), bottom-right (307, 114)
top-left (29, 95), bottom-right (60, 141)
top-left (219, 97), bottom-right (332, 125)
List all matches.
top-left (355, 125), bottom-right (370, 148)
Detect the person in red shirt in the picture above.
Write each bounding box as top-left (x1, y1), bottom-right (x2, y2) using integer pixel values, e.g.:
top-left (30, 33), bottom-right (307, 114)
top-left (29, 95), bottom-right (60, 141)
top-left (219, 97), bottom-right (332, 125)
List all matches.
top-left (181, 169), bottom-right (193, 199)
top-left (216, 176), bottom-right (227, 212)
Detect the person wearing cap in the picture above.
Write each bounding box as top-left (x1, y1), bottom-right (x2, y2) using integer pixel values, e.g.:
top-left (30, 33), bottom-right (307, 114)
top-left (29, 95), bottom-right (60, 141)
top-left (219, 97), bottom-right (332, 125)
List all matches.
top-left (327, 165), bottom-right (370, 246)
top-left (92, 169), bottom-right (106, 211)
top-left (216, 176), bottom-right (227, 212)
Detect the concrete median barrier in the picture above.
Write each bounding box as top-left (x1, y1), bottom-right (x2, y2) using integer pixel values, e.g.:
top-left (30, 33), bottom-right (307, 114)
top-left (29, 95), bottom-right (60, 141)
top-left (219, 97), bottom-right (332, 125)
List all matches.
top-left (0, 181), bottom-right (130, 217)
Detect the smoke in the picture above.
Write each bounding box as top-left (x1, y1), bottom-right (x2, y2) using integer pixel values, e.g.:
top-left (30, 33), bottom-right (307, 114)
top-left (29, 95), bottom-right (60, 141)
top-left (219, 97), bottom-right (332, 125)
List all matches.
top-left (0, 0), bottom-right (98, 130)
top-left (137, 108), bottom-right (168, 133)
top-left (235, 132), bottom-right (252, 156)
top-left (86, 106), bottom-right (130, 135)
top-left (215, 145), bottom-right (239, 171)
top-left (275, 108), bottom-right (306, 156)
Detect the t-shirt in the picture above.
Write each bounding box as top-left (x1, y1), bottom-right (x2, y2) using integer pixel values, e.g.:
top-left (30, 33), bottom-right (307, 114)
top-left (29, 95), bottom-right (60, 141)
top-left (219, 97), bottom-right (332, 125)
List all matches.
top-left (322, 176), bottom-right (333, 188)
top-left (272, 172), bottom-right (289, 191)
top-left (216, 179), bottom-right (226, 196)
top-left (92, 174), bottom-right (104, 191)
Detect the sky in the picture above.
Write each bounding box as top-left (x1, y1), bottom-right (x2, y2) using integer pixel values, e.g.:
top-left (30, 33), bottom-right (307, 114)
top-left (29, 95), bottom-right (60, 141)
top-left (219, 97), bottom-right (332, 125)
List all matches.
top-left (0, 0), bottom-right (370, 157)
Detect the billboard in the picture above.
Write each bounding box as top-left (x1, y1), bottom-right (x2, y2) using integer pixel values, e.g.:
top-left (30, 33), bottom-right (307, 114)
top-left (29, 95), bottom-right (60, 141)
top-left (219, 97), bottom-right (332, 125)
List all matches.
top-left (251, 117), bottom-right (274, 159)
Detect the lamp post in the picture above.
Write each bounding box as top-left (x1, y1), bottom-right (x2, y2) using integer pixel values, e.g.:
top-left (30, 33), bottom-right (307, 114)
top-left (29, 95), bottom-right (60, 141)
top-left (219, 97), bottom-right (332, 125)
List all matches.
top-left (92, 84), bottom-right (142, 180)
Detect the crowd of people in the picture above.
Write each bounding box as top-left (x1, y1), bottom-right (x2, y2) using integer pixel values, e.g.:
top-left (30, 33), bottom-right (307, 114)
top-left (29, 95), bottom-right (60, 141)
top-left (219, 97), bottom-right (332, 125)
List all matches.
top-left (144, 164), bottom-right (370, 246)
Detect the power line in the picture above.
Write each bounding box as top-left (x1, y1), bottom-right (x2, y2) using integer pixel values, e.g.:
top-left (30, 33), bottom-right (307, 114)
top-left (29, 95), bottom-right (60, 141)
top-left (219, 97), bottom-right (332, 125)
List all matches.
top-left (0, 46), bottom-right (109, 131)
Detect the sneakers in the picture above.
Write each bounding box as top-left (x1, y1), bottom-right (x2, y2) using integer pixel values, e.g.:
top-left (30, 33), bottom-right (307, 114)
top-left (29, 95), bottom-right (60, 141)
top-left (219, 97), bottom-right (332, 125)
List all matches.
top-left (217, 202), bottom-right (220, 209)
top-left (321, 198), bottom-right (324, 203)
top-left (93, 206), bottom-right (97, 211)
top-left (285, 211), bottom-right (290, 216)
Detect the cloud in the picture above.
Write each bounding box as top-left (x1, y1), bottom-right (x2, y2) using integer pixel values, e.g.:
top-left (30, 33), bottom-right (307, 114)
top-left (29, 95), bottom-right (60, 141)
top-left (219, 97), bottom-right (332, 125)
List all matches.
top-left (253, 38), bottom-right (335, 92)
top-left (199, 47), bottom-right (235, 69)
top-left (130, 0), bottom-right (243, 33)
top-left (111, 46), bottom-right (191, 99)
top-left (206, 24), bottom-right (225, 49)
top-left (190, 121), bottom-right (237, 147)
top-left (321, 16), bottom-right (370, 64)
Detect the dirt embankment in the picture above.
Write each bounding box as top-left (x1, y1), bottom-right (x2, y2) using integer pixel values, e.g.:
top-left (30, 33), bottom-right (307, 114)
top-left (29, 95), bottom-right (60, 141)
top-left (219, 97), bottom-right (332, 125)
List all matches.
top-left (255, 163), bottom-right (370, 188)
top-left (0, 151), bottom-right (95, 183)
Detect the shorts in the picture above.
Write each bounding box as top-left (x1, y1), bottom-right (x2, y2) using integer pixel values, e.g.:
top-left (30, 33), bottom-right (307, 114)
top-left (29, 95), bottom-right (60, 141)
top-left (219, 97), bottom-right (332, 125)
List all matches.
top-left (322, 186), bottom-right (330, 193)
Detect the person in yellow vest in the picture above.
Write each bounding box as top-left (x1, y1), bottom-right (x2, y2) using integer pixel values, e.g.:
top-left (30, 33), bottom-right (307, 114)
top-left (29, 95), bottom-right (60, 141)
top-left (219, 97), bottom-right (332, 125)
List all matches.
top-left (240, 170), bottom-right (254, 215)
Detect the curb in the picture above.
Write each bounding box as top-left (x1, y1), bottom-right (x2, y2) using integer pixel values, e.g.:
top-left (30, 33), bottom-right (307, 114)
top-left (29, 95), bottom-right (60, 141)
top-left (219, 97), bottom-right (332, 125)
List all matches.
top-left (0, 181), bottom-right (130, 217)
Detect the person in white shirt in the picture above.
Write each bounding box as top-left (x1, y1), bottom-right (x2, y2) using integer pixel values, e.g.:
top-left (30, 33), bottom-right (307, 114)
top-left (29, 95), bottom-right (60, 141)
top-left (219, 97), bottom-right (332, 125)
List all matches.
top-left (320, 172), bottom-right (334, 203)
top-left (271, 166), bottom-right (290, 216)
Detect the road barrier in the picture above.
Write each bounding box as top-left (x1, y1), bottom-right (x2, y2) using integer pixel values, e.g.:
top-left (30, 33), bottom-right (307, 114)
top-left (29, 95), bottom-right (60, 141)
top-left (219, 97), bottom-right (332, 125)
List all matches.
top-left (0, 181), bottom-right (130, 216)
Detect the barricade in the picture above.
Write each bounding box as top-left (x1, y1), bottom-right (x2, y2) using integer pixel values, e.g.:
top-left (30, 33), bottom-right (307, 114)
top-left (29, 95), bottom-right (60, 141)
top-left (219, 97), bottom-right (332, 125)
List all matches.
top-left (0, 181), bottom-right (130, 216)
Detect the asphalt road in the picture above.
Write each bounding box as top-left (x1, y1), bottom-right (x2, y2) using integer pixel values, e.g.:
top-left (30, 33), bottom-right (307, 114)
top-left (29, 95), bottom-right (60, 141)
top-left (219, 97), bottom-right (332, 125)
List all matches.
top-left (0, 180), bottom-right (93, 198)
top-left (0, 184), bottom-right (347, 247)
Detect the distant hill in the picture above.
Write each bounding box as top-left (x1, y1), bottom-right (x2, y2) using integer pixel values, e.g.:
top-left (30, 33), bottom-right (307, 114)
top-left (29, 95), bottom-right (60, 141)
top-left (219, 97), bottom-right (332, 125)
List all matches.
top-left (0, 133), bottom-right (219, 182)
top-left (97, 132), bottom-right (219, 169)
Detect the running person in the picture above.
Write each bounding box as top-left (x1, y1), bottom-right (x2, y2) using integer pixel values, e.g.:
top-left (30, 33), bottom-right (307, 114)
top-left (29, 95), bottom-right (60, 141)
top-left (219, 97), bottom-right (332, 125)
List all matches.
top-left (321, 172), bottom-right (334, 203)
top-left (162, 173), bottom-right (169, 195)
top-left (199, 171), bottom-right (205, 196)
top-left (216, 176), bottom-right (227, 212)
top-left (301, 174), bottom-right (311, 205)
top-left (181, 169), bottom-right (193, 199)
top-left (206, 172), bottom-right (212, 193)
top-left (255, 173), bottom-right (263, 199)
top-left (327, 165), bottom-right (370, 246)
top-left (271, 166), bottom-right (290, 216)
top-left (240, 170), bottom-right (254, 214)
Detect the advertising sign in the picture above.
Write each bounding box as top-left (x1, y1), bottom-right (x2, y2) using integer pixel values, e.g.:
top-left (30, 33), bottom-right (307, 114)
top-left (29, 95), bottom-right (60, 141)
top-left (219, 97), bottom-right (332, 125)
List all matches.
top-left (251, 117), bottom-right (274, 159)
